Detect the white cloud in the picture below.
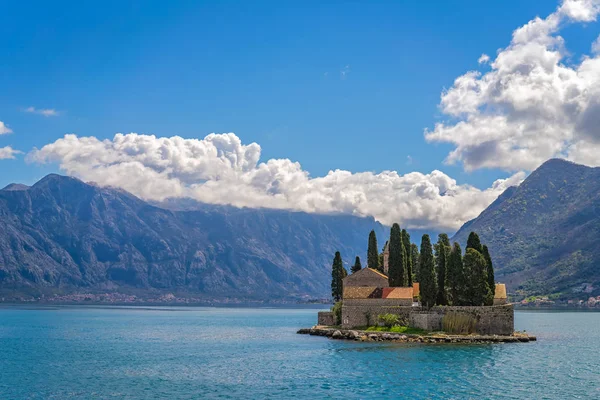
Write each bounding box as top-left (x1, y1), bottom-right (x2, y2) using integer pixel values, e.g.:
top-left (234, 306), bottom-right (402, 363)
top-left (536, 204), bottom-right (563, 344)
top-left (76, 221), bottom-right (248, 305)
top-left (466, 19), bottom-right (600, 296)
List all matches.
top-left (478, 54), bottom-right (490, 64)
top-left (560, 0), bottom-right (600, 21)
top-left (425, 0), bottom-right (600, 171)
top-left (341, 65), bottom-right (350, 79)
top-left (0, 121), bottom-right (12, 135)
top-left (592, 35), bottom-right (600, 54)
top-left (0, 146), bottom-right (20, 160)
top-left (24, 106), bottom-right (59, 117)
top-left (28, 132), bottom-right (526, 231)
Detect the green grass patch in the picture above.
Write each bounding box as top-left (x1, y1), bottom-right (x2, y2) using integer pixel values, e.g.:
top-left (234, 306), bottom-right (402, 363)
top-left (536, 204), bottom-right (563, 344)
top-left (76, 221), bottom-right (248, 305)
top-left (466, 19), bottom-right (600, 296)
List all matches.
top-left (364, 325), bottom-right (427, 334)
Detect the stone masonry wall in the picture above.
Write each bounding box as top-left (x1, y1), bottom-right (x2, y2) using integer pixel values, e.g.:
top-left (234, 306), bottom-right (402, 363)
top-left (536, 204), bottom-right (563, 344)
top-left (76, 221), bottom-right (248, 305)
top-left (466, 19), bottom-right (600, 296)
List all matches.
top-left (409, 312), bottom-right (443, 331)
top-left (410, 305), bottom-right (514, 335)
top-left (342, 299), bottom-right (413, 328)
top-left (318, 311), bottom-right (335, 326)
top-left (340, 302), bottom-right (514, 335)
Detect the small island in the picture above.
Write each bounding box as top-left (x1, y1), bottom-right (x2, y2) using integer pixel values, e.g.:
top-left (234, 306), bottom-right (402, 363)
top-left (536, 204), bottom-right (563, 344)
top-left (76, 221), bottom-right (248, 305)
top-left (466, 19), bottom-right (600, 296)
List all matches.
top-left (299, 228), bottom-right (536, 344)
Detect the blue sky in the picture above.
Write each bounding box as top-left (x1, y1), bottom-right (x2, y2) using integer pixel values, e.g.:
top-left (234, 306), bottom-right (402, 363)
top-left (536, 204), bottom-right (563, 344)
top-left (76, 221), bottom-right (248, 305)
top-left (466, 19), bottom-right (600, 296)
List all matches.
top-left (1, 0), bottom-right (599, 230)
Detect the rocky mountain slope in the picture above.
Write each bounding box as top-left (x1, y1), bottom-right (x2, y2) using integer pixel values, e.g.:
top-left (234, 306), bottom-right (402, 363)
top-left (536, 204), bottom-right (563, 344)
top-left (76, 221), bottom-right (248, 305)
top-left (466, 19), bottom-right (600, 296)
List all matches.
top-left (0, 174), bottom-right (387, 301)
top-left (453, 159), bottom-right (600, 299)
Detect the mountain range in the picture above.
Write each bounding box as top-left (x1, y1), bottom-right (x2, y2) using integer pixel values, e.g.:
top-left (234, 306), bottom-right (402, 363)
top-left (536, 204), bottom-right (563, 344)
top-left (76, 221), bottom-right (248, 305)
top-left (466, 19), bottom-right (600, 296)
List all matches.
top-left (0, 174), bottom-right (388, 301)
top-left (1, 158), bottom-right (598, 302)
top-left (453, 159), bottom-right (600, 299)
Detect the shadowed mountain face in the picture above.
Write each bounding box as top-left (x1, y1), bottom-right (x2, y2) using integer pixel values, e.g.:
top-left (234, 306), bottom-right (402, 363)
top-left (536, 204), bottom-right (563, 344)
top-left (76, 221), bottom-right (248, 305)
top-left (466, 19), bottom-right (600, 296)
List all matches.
top-left (0, 174), bottom-right (387, 300)
top-left (453, 159), bottom-right (600, 298)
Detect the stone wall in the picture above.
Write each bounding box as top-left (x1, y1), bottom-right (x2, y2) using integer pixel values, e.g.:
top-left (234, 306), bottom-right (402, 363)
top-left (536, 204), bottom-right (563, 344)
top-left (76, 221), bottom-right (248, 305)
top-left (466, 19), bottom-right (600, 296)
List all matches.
top-left (317, 311), bottom-right (335, 326)
top-left (409, 312), bottom-right (443, 331)
top-left (409, 305), bottom-right (514, 335)
top-left (342, 299), bottom-right (413, 328)
top-left (340, 302), bottom-right (514, 335)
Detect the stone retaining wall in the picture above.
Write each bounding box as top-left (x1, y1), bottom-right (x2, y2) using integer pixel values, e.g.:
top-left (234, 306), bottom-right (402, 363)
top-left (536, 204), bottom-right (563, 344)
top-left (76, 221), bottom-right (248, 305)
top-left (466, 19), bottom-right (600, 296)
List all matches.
top-left (342, 300), bottom-right (413, 328)
top-left (317, 311), bottom-right (335, 326)
top-left (340, 302), bottom-right (514, 335)
top-left (410, 305), bottom-right (514, 335)
top-left (409, 312), bottom-right (443, 331)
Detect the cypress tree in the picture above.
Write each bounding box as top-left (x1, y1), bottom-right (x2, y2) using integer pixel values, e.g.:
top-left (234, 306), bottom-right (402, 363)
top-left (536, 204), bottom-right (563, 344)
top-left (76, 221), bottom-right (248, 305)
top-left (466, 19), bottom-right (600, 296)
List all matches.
top-left (402, 229), bottom-right (413, 286)
top-left (331, 251), bottom-right (345, 302)
top-left (466, 232), bottom-right (483, 254)
top-left (434, 234), bottom-right (449, 305)
top-left (418, 234), bottom-right (437, 309)
top-left (439, 233), bottom-right (450, 249)
top-left (463, 248), bottom-right (490, 306)
top-left (367, 230), bottom-right (379, 271)
top-left (447, 242), bottom-right (465, 305)
top-left (331, 252), bottom-right (339, 301)
top-left (388, 224), bottom-right (406, 286)
top-left (351, 256), bottom-right (362, 274)
top-left (411, 243), bottom-right (420, 282)
top-left (482, 245), bottom-right (495, 305)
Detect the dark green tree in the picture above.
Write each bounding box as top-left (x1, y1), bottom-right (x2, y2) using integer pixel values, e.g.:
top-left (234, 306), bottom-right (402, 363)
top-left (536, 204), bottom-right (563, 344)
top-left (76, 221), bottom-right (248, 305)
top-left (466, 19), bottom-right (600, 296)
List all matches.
top-left (388, 224), bottom-right (407, 286)
top-left (418, 234), bottom-right (437, 308)
top-left (367, 230), bottom-right (380, 271)
top-left (447, 242), bottom-right (465, 305)
top-left (463, 248), bottom-right (490, 306)
top-left (482, 245), bottom-right (495, 305)
top-left (434, 234), bottom-right (450, 305)
top-left (439, 233), bottom-right (451, 249)
top-left (331, 251), bottom-right (345, 302)
top-left (411, 243), bottom-right (420, 282)
top-left (466, 232), bottom-right (483, 254)
top-left (402, 229), bottom-right (413, 286)
top-left (350, 256), bottom-right (362, 274)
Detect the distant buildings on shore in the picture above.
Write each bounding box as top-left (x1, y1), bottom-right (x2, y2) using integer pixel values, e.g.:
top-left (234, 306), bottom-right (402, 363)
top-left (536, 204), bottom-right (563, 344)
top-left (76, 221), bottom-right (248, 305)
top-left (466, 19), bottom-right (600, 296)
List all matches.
top-left (520, 295), bottom-right (600, 308)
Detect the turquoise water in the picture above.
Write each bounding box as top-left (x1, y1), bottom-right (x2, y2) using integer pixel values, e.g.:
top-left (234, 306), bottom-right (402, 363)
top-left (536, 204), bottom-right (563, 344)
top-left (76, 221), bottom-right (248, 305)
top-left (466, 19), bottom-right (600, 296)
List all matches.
top-left (0, 307), bottom-right (599, 399)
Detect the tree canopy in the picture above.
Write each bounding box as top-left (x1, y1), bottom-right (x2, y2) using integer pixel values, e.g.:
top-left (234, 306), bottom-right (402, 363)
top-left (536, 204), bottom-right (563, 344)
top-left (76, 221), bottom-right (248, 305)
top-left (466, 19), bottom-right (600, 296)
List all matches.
top-left (447, 242), bottom-right (465, 305)
top-left (331, 252), bottom-right (346, 302)
top-left (466, 232), bottom-right (483, 254)
top-left (435, 234), bottom-right (450, 305)
top-left (418, 234), bottom-right (437, 308)
top-left (388, 224), bottom-right (407, 286)
top-left (351, 256), bottom-right (362, 274)
top-left (463, 248), bottom-right (491, 306)
top-left (410, 243), bottom-right (419, 282)
top-left (367, 230), bottom-right (380, 272)
top-left (402, 229), bottom-right (413, 286)
top-left (348, 229), bottom-right (497, 308)
top-left (482, 245), bottom-right (495, 304)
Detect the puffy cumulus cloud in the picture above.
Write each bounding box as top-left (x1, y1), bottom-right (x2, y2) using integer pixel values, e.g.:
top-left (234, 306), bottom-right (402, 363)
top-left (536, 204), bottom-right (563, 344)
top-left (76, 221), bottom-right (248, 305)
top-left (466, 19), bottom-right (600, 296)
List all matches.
top-left (29, 132), bottom-right (525, 231)
top-left (0, 146), bottom-right (20, 159)
top-left (0, 121), bottom-right (12, 135)
top-left (425, 0), bottom-right (600, 171)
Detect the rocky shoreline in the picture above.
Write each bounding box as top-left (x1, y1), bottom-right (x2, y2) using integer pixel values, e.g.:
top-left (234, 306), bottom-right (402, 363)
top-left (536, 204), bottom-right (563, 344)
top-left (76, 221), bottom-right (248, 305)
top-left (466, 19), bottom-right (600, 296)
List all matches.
top-left (297, 326), bottom-right (537, 343)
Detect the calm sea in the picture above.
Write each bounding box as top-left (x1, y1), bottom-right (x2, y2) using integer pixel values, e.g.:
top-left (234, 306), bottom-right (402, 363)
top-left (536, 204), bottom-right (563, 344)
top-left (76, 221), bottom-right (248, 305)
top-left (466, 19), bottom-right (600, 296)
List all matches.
top-left (0, 306), bottom-right (598, 399)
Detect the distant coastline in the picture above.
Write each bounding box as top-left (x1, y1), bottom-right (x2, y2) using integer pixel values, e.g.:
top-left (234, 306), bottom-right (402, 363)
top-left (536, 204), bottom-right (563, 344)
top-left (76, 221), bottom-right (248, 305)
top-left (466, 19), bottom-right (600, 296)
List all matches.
top-left (0, 293), bottom-right (332, 308)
